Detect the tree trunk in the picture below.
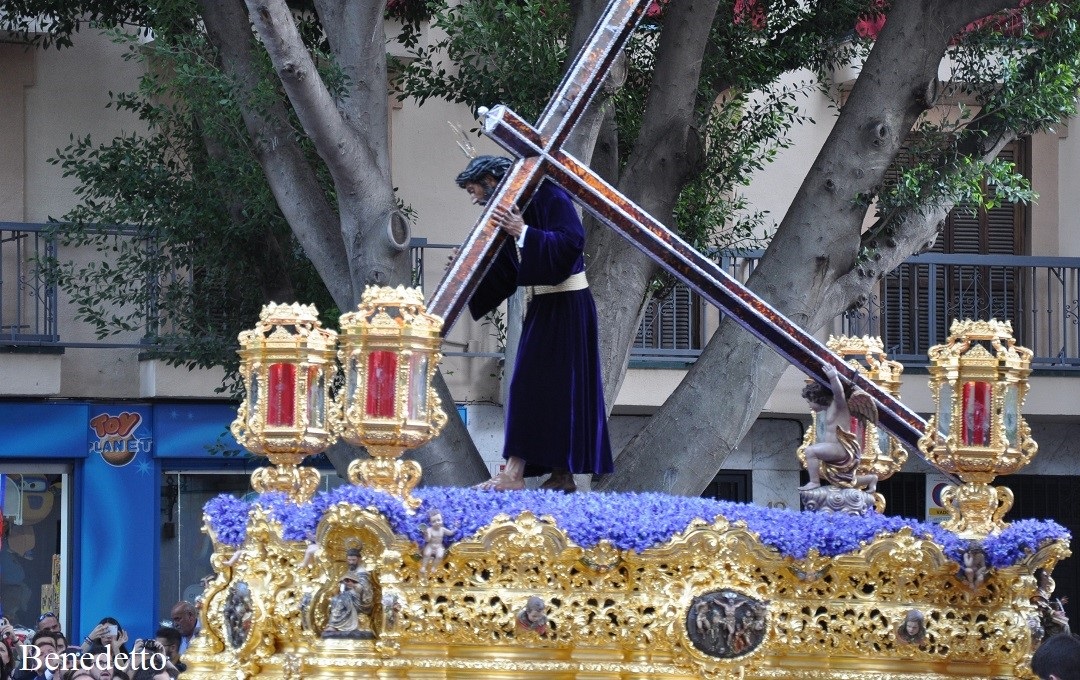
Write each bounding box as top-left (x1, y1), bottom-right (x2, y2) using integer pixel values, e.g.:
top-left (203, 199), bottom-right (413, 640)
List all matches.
top-left (588, 0), bottom-right (720, 412)
top-left (599, 0), bottom-right (1022, 493)
top-left (221, 0), bottom-right (488, 486)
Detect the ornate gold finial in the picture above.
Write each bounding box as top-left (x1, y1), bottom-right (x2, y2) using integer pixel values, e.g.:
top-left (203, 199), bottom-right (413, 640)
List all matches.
top-left (335, 285), bottom-right (447, 510)
top-left (917, 318), bottom-right (1037, 537)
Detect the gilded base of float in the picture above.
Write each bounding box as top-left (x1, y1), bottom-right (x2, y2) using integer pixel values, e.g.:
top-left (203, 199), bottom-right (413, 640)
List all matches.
top-left (184, 499), bottom-right (1069, 680)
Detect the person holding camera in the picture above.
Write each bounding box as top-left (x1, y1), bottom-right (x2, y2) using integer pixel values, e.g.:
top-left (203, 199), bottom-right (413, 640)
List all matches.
top-left (127, 639), bottom-right (175, 680)
top-left (79, 618), bottom-right (127, 657)
top-left (149, 628), bottom-right (181, 675)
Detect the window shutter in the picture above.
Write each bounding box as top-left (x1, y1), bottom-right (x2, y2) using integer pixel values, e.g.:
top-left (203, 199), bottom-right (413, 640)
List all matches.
top-left (880, 139), bottom-right (1027, 355)
top-left (634, 283), bottom-right (701, 351)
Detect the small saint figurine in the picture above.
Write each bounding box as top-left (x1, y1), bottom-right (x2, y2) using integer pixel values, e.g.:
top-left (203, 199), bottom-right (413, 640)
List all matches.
top-left (1032, 567), bottom-right (1071, 639)
top-left (419, 510), bottom-right (456, 577)
top-left (382, 592), bottom-right (403, 631)
top-left (799, 363), bottom-right (879, 492)
top-left (322, 545), bottom-right (376, 639)
top-left (515, 596), bottom-right (548, 635)
top-left (959, 542), bottom-right (989, 589)
top-left (896, 609), bottom-right (927, 645)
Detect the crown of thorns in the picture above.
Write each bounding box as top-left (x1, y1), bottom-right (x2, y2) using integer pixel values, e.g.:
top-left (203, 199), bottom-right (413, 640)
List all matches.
top-left (455, 155), bottom-right (513, 187)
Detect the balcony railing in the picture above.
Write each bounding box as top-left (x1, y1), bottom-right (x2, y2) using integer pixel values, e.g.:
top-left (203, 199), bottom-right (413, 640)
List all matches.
top-left (688, 250), bottom-right (1080, 370)
top-left (0, 222), bottom-right (58, 344)
top-left (5, 222), bottom-right (1080, 370)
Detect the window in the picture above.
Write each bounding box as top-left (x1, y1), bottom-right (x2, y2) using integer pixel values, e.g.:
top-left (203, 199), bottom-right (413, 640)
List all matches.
top-left (0, 468), bottom-right (70, 630)
top-left (158, 470), bottom-right (347, 615)
top-left (874, 471), bottom-right (926, 519)
top-left (634, 283), bottom-right (702, 354)
top-left (880, 140), bottom-right (1029, 356)
top-left (701, 471), bottom-right (751, 503)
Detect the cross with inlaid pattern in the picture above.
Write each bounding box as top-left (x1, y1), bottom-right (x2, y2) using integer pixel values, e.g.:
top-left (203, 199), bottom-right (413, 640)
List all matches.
top-left (428, 0), bottom-right (931, 451)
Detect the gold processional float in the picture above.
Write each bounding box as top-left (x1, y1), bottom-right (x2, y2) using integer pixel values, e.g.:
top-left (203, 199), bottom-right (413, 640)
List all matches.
top-left (183, 287), bottom-right (1071, 679)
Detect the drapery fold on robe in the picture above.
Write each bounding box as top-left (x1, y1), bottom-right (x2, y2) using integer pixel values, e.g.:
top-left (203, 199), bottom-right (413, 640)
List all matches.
top-left (468, 181), bottom-right (613, 476)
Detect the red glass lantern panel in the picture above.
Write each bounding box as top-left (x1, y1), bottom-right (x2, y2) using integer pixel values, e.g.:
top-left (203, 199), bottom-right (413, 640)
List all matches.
top-left (366, 351), bottom-right (398, 418)
top-left (961, 381), bottom-right (992, 446)
top-left (267, 363), bottom-right (297, 426)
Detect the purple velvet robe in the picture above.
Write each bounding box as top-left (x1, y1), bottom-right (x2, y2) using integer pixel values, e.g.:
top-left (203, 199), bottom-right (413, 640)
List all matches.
top-left (468, 181), bottom-right (614, 475)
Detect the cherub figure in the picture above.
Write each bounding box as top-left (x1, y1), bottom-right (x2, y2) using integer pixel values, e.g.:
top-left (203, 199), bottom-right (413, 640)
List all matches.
top-left (419, 510), bottom-right (457, 577)
top-left (799, 363), bottom-right (879, 492)
top-left (960, 542), bottom-right (989, 589)
top-left (515, 596), bottom-right (548, 635)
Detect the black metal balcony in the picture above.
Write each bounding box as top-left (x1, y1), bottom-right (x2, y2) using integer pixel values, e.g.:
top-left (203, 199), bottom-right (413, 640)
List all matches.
top-left (5, 222), bottom-right (1080, 371)
top-left (0, 222), bottom-right (58, 344)
top-left (663, 250), bottom-right (1080, 370)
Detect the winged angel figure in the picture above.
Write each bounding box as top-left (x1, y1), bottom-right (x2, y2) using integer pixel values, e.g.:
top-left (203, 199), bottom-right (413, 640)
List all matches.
top-left (799, 363), bottom-right (880, 492)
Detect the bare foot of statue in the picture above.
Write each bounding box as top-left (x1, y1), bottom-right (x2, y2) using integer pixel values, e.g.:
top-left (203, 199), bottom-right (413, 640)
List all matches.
top-left (475, 472), bottom-right (526, 491)
top-left (539, 469), bottom-right (576, 493)
top-left (475, 456), bottom-right (526, 491)
top-left (798, 481), bottom-right (822, 491)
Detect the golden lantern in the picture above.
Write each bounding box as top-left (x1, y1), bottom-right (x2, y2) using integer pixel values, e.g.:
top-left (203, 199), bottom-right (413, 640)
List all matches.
top-left (797, 335), bottom-right (906, 512)
top-left (231, 302), bottom-right (338, 503)
top-left (336, 286), bottom-right (447, 510)
top-left (830, 334), bottom-right (907, 481)
top-left (917, 319), bottom-right (1037, 538)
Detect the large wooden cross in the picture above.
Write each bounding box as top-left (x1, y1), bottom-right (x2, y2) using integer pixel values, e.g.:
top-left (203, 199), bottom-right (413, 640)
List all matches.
top-left (428, 0), bottom-right (931, 452)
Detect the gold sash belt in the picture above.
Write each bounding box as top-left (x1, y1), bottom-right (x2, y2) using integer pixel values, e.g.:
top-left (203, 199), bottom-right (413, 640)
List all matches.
top-left (530, 271), bottom-right (588, 296)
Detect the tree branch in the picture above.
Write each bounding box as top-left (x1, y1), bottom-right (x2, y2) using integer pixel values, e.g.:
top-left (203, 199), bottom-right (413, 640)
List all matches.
top-left (245, 0), bottom-right (376, 191)
top-left (198, 0), bottom-right (353, 307)
top-left (312, 0), bottom-right (392, 176)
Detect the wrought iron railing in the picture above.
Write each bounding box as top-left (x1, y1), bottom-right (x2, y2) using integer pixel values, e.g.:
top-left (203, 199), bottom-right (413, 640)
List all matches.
top-left (0, 222), bottom-right (58, 343)
top-left (5, 222), bottom-right (1080, 370)
top-left (714, 250), bottom-right (1080, 369)
top-left (843, 252), bottom-right (1080, 369)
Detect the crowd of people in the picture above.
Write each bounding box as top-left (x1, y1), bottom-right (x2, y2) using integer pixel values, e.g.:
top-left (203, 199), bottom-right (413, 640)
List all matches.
top-left (0, 602), bottom-right (198, 680)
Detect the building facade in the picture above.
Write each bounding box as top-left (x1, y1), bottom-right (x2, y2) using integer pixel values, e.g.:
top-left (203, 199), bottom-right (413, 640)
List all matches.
top-left (2, 18), bottom-right (1079, 641)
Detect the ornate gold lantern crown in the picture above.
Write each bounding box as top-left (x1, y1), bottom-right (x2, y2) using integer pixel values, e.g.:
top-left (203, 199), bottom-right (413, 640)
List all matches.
top-left (230, 287), bottom-right (445, 506)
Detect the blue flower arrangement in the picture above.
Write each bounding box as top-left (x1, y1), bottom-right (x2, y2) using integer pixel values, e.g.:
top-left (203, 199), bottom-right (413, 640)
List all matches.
top-left (204, 486), bottom-right (1069, 569)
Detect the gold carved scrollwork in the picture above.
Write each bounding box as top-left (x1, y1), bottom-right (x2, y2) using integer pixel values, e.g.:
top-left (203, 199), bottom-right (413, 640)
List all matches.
top-left (184, 500), bottom-right (1071, 680)
top-left (346, 456), bottom-right (423, 510)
